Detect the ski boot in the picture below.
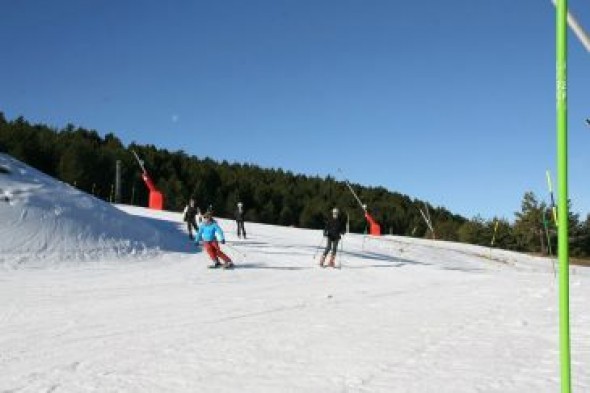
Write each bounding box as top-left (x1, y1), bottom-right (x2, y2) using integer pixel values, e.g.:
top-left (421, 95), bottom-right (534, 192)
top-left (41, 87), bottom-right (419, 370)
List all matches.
top-left (327, 255), bottom-right (336, 268)
top-left (208, 260), bottom-right (222, 269)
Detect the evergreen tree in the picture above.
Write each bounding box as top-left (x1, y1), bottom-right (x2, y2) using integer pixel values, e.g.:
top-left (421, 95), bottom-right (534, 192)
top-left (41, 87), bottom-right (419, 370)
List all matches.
top-left (458, 216), bottom-right (489, 245)
top-left (514, 192), bottom-right (547, 253)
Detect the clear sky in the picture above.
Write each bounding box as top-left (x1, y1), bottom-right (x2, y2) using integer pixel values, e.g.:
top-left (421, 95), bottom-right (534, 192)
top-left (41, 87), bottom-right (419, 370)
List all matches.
top-left (1, 0), bottom-right (589, 220)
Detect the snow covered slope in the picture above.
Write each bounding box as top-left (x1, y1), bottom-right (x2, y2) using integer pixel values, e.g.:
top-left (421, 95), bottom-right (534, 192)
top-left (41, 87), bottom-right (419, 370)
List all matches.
top-left (1, 203), bottom-right (590, 392)
top-left (0, 154), bottom-right (185, 267)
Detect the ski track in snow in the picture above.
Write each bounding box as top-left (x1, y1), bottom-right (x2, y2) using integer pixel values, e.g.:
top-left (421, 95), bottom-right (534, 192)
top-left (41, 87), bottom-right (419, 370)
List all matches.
top-left (1, 155), bottom-right (590, 392)
top-left (1, 221), bottom-right (589, 393)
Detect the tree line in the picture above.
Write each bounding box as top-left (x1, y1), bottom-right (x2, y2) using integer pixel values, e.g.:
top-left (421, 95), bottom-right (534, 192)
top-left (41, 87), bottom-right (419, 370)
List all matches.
top-left (1, 112), bottom-right (589, 257)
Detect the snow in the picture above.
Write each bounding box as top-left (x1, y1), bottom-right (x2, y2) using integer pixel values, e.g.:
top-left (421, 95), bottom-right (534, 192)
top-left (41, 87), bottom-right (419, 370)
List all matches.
top-left (1, 154), bottom-right (590, 392)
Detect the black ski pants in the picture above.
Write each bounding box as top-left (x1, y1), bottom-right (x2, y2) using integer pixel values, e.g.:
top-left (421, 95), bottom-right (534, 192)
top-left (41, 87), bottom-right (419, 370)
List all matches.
top-left (323, 238), bottom-right (340, 256)
top-left (187, 219), bottom-right (198, 238)
top-left (236, 220), bottom-right (247, 238)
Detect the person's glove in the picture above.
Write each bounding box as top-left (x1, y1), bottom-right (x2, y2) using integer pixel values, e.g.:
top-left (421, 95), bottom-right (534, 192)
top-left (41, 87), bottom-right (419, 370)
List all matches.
top-left (221, 239), bottom-right (226, 244)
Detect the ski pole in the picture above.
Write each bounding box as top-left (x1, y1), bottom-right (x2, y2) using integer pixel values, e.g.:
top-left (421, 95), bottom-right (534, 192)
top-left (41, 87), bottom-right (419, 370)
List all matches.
top-left (313, 235), bottom-right (326, 260)
top-left (338, 236), bottom-right (344, 268)
top-left (224, 243), bottom-right (247, 259)
top-left (362, 234), bottom-right (369, 251)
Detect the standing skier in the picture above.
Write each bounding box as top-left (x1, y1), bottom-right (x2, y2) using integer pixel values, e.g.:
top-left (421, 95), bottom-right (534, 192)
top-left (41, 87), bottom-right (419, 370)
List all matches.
top-left (196, 207), bottom-right (204, 225)
top-left (320, 208), bottom-right (346, 268)
top-left (194, 212), bottom-right (234, 269)
top-left (182, 198), bottom-right (200, 240)
top-left (235, 201), bottom-right (247, 239)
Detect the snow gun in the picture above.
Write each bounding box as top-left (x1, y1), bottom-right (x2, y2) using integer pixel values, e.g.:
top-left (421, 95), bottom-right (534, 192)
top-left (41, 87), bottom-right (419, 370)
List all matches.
top-left (132, 150), bottom-right (164, 210)
top-left (338, 169), bottom-right (381, 236)
top-left (546, 170), bottom-right (558, 227)
top-left (418, 203), bottom-right (436, 240)
top-left (550, 0), bottom-right (590, 52)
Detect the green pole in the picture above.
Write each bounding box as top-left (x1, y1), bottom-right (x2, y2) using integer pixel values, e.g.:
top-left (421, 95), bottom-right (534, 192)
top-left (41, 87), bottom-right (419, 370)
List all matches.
top-left (556, 0), bottom-right (571, 391)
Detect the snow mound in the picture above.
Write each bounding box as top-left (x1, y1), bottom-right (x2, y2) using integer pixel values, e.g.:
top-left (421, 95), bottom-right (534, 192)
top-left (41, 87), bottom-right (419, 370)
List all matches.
top-left (0, 153), bottom-right (177, 267)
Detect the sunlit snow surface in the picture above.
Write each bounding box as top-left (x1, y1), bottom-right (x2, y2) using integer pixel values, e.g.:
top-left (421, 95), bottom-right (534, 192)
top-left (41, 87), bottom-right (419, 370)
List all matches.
top-left (1, 154), bottom-right (589, 392)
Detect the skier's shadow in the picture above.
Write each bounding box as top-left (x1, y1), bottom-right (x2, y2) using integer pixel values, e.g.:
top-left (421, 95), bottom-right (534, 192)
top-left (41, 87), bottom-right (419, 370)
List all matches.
top-left (441, 266), bottom-right (486, 273)
top-left (234, 262), bottom-right (312, 271)
top-left (227, 240), bottom-right (267, 246)
top-left (340, 250), bottom-right (431, 268)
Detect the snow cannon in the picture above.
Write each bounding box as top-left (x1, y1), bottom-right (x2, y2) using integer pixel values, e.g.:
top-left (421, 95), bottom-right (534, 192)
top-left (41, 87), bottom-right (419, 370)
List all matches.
top-left (132, 150), bottom-right (164, 210)
top-left (338, 167), bottom-right (382, 237)
top-left (364, 211), bottom-right (381, 236)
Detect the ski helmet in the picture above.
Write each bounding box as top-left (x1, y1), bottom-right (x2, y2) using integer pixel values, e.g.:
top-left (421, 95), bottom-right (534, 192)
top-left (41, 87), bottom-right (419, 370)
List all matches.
top-left (332, 208), bottom-right (339, 215)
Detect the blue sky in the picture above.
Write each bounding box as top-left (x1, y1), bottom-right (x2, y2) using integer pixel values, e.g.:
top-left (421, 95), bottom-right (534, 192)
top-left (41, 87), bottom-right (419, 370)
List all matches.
top-left (1, 0), bottom-right (589, 220)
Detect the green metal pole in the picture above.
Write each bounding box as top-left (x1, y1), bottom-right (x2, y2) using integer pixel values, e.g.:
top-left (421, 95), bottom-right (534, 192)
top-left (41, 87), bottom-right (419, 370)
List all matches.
top-left (556, 0), bottom-right (571, 391)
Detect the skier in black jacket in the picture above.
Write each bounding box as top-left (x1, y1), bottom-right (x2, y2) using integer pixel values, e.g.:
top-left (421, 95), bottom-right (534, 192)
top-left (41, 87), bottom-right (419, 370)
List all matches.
top-left (183, 198), bottom-right (200, 240)
top-left (320, 208), bottom-right (346, 268)
top-left (235, 202), bottom-right (247, 239)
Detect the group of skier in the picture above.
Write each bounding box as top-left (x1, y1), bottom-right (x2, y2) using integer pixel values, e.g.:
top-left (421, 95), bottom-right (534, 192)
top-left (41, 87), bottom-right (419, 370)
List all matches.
top-left (182, 200), bottom-right (250, 269)
top-left (183, 199), bottom-right (346, 270)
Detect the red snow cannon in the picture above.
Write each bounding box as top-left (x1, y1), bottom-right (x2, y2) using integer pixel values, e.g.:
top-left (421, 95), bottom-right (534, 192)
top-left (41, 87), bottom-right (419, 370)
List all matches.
top-left (365, 212), bottom-right (381, 236)
top-left (133, 151), bottom-right (164, 210)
